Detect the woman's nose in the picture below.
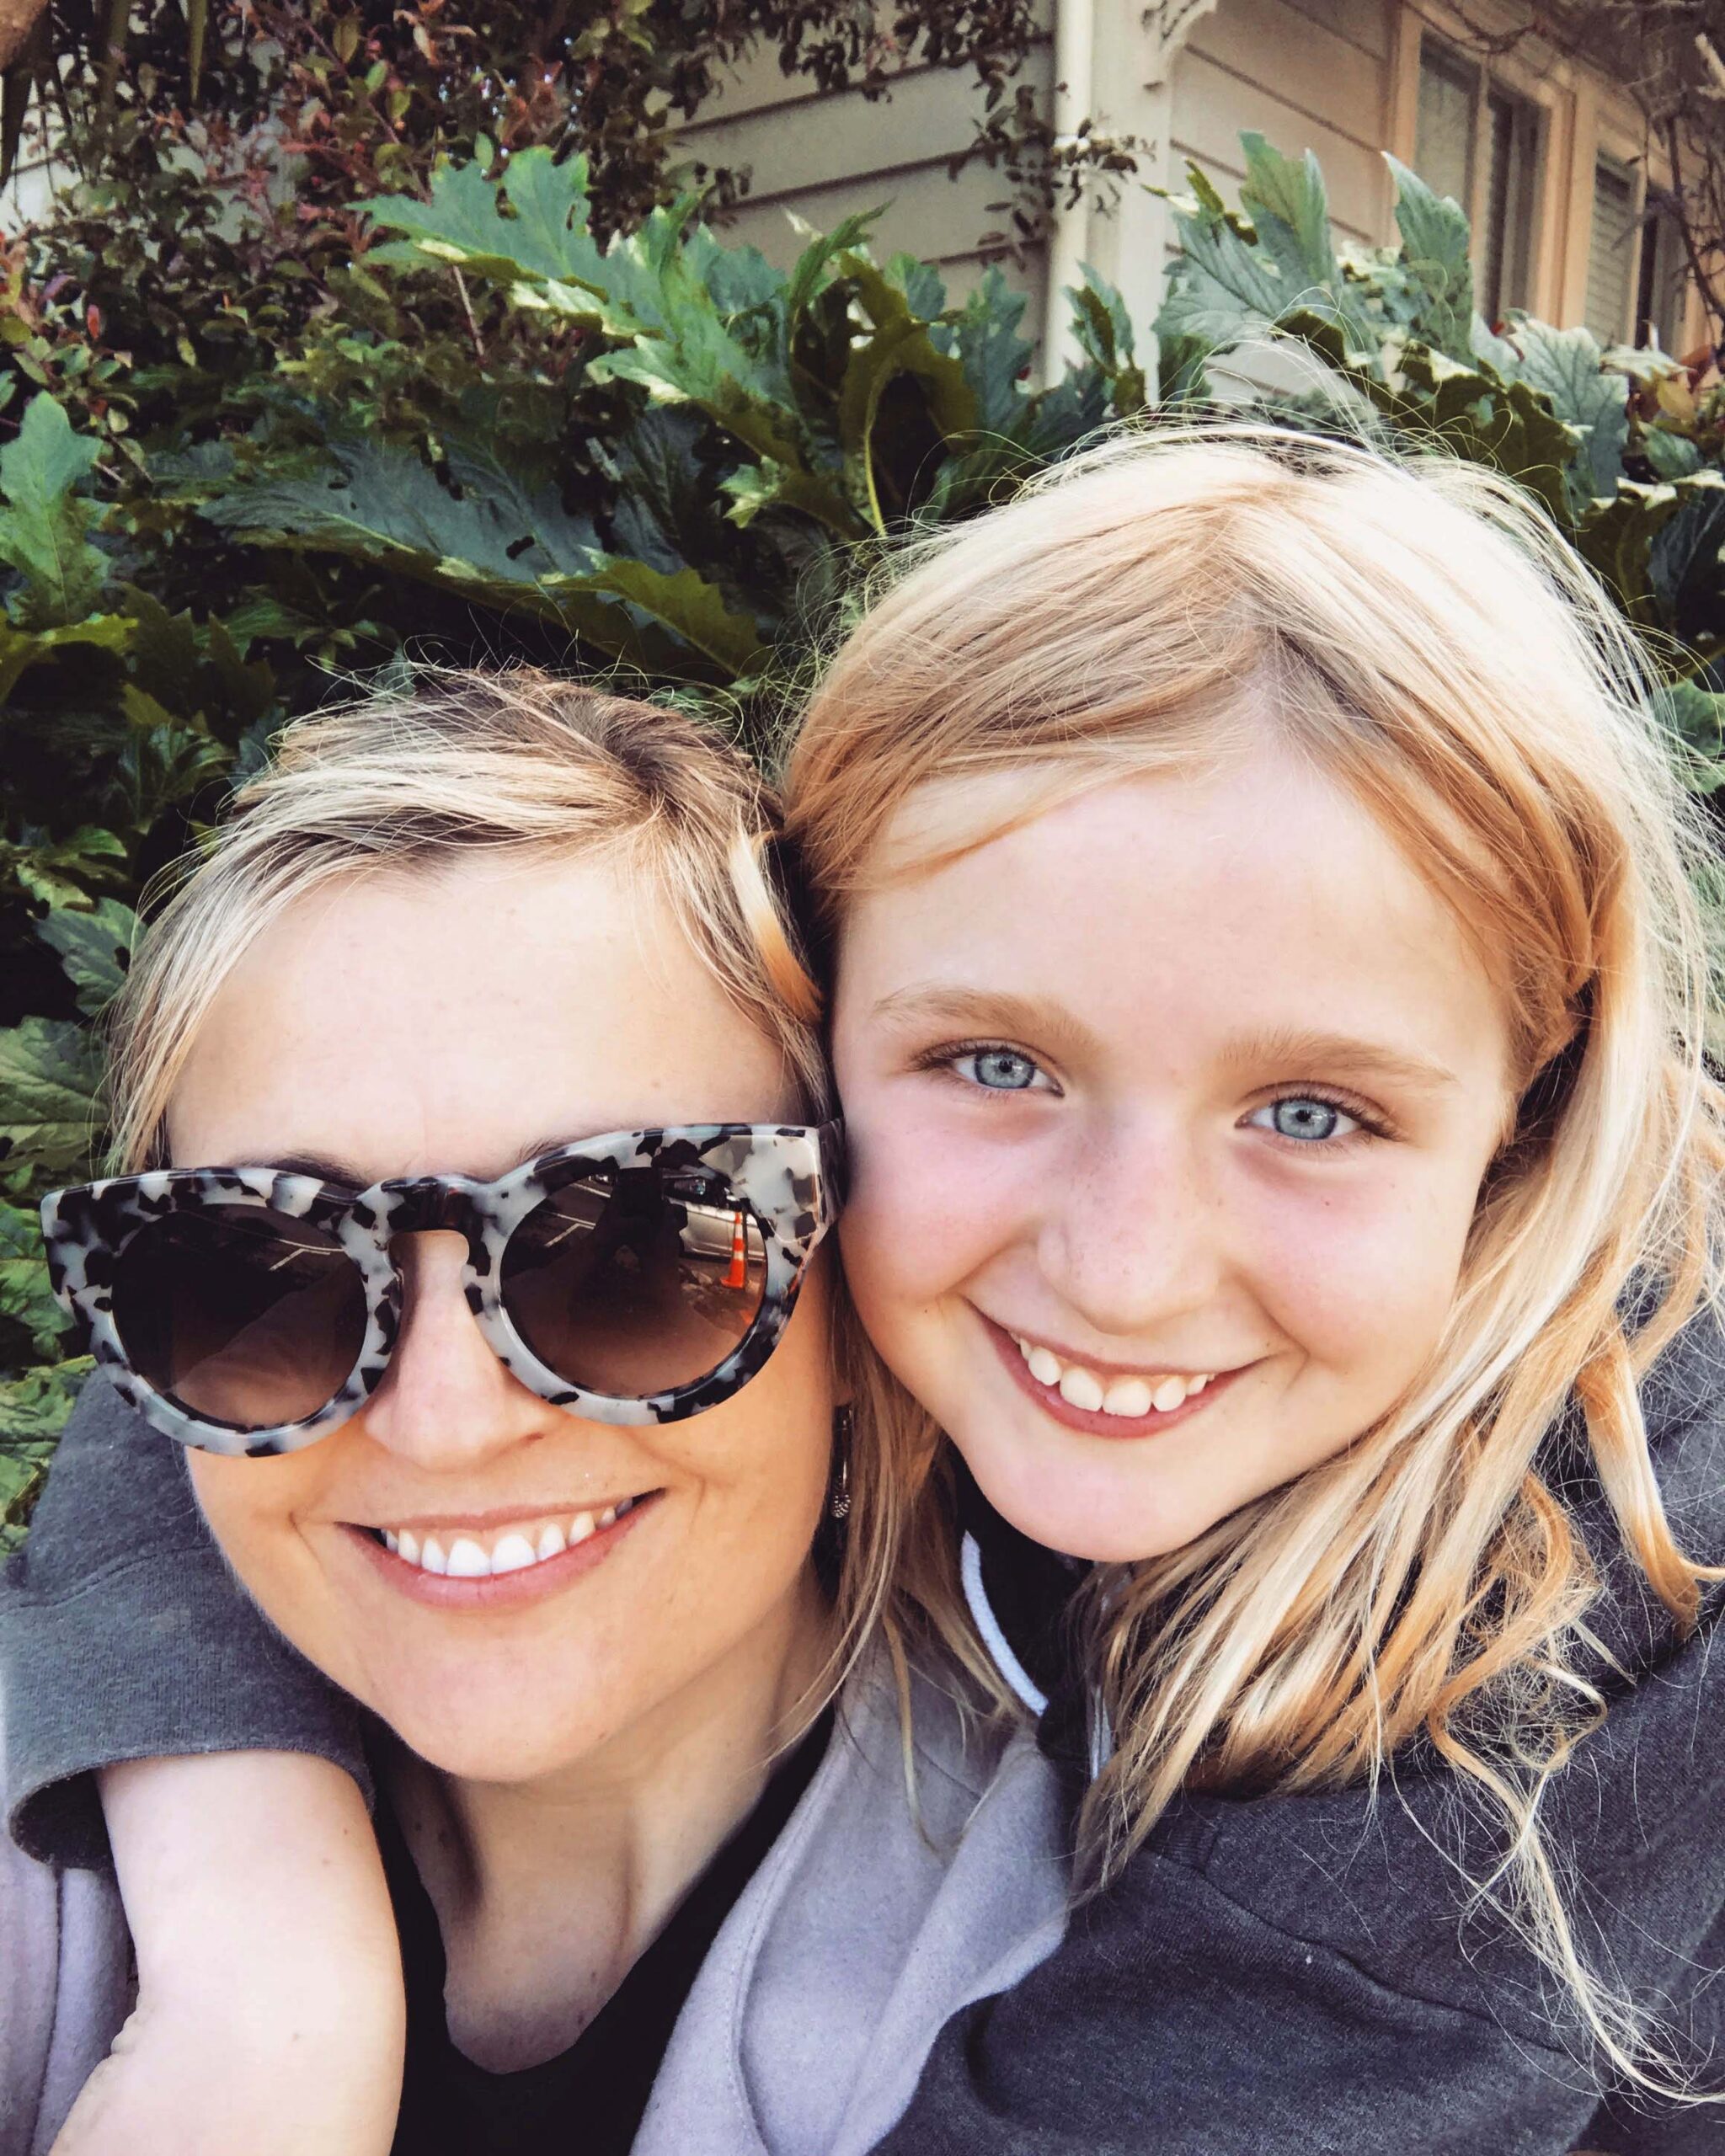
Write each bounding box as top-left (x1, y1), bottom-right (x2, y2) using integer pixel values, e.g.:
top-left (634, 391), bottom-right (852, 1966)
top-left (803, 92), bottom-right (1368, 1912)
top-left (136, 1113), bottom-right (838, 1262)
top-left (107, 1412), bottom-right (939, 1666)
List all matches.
top-left (1036, 1121), bottom-right (1224, 1342)
top-left (358, 1230), bottom-right (545, 1468)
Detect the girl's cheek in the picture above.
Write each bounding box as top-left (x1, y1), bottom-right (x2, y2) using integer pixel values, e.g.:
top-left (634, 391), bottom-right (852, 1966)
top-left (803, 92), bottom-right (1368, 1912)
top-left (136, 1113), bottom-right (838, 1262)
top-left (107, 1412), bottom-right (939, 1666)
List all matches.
top-left (1241, 1161), bottom-right (1477, 1379)
top-left (839, 1093), bottom-right (1024, 1304)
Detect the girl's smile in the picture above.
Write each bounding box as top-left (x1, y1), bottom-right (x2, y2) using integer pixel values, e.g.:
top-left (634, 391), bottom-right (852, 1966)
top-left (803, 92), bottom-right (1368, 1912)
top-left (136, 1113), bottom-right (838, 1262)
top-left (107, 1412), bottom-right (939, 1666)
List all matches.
top-left (982, 1313), bottom-right (1248, 1438)
top-left (833, 737), bottom-right (1515, 1563)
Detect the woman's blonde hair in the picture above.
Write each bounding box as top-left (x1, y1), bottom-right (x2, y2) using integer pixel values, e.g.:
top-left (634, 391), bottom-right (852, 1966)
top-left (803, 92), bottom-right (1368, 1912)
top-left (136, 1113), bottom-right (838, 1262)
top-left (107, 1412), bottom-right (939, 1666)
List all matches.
top-left (785, 424), bottom-right (1725, 2094)
top-left (104, 664), bottom-right (948, 1729)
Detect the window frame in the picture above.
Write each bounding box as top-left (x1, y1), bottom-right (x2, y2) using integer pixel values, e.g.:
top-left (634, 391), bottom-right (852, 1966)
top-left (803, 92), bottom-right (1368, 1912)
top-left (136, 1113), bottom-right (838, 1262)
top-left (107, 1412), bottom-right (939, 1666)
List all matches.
top-left (1410, 26), bottom-right (1546, 326)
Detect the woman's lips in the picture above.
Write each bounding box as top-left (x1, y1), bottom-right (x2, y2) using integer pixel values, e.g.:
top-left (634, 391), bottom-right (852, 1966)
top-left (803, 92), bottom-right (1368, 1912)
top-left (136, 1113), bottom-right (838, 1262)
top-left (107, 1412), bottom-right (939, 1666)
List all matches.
top-left (983, 1315), bottom-right (1244, 1439)
top-left (343, 1491), bottom-right (660, 1609)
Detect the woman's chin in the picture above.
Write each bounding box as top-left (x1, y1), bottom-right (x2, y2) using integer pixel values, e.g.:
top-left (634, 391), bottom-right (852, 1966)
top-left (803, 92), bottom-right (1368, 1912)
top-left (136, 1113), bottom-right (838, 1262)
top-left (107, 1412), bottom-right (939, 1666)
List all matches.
top-left (364, 1685), bottom-right (614, 1785)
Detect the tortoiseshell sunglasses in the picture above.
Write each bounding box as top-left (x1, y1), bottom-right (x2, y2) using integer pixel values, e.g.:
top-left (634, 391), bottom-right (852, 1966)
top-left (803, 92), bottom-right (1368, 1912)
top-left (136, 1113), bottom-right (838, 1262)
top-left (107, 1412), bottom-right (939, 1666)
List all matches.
top-left (41, 1122), bottom-right (843, 1458)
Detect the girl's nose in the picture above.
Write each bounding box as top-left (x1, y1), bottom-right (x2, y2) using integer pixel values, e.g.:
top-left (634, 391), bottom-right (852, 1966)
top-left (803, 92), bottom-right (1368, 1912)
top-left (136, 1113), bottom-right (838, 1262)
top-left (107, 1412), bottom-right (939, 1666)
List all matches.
top-left (358, 1230), bottom-right (546, 1468)
top-left (1036, 1119), bottom-right (1224, 1343)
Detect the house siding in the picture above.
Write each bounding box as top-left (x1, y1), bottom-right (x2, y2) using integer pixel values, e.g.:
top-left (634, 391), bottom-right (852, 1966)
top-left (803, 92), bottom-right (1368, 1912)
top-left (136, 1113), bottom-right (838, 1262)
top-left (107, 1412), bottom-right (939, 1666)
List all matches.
top-left (677, 27), bottom-right (1053, 314)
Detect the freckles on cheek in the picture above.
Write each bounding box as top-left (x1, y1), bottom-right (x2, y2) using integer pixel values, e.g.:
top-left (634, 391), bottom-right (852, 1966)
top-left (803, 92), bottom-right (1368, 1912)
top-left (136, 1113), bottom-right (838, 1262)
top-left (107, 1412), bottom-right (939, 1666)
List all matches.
top-left (1252, 1177), bottom-right (1469, 1364)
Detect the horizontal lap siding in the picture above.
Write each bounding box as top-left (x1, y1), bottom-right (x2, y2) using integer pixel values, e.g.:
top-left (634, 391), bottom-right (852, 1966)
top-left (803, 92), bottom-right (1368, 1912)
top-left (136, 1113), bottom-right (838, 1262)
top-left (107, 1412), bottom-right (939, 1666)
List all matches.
top-left (678, 34), bottom-right (1052, 312)
top-left (1168, 0), bottom-right (1396, 251)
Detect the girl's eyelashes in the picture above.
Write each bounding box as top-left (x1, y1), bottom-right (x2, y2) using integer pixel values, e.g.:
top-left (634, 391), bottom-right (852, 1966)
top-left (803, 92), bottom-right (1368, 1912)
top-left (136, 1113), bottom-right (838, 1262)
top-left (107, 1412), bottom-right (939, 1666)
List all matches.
top-left (915, 1040), bottom-right (1061, 1096)
top-left (1243, 1089), bottom-right (1392, 1148)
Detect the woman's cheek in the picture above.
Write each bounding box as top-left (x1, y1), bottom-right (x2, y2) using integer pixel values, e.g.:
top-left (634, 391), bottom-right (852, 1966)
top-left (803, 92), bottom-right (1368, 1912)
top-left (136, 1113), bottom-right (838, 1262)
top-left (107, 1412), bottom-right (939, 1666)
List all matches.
top-left (187, 1449), bottom-right (349, 1678)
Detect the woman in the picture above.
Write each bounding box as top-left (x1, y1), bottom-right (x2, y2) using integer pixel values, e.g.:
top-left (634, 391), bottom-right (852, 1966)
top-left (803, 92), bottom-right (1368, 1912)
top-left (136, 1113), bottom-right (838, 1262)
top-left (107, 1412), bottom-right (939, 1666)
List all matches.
top-left (0, 674), bottom-right (1064, 2155)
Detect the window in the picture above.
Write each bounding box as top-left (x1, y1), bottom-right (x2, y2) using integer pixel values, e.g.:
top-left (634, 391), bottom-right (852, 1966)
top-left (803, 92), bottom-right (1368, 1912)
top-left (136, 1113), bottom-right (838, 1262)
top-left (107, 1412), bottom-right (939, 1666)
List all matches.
top-left (1415, 37), bottom-right (1541, 326)
top-left (1587, 157), bottom-right (1691, 351)
top-left (1586, 157), bottom-right (1637, 344)
top-left (1636, 202), bottom-right (1690, 354)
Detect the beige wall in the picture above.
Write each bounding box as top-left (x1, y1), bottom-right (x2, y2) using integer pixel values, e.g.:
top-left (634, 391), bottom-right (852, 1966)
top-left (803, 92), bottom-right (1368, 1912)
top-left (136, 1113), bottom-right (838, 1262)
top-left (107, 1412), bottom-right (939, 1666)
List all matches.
top-left (677, 27), bottom-right (1053, 323)
top-left (1169, 0), bottom-right (1397, 251)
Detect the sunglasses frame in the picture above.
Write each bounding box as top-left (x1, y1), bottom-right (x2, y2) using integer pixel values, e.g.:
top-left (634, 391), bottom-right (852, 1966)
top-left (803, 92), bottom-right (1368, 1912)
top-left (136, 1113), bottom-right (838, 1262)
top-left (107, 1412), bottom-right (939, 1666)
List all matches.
top-left (41, 1121), bottom-right (844, 1458)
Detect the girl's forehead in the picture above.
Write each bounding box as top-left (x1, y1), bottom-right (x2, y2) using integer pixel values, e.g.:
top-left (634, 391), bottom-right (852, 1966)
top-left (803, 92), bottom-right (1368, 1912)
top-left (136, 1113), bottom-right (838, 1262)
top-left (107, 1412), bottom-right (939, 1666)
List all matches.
top-left (837, 749), bottom-right (1513, 1098)
top-left (168, 852), bottom-right (794, 1181)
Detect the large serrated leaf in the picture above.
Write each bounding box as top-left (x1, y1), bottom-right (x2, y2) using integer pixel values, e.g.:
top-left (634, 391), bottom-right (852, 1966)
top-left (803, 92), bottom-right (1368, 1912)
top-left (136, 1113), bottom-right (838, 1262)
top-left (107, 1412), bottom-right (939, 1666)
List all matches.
top-left (0, 825), bottom-right (128, 911)
top-left (1386, 156), bottom-right (1473, 363)
top-left (1656, 680), bottom-right (1725, 795)
top-left (1238, 133), bottom-right (1339, 301)
top-left (206, 440), bottom-right (742, 681)
top-left (834, 252), bottom-right (978, 526)
top-left (785, 210), bottom-right (884, 326)
top-left (0, 396), bottom-right (109, 629)
top-left (582, 559), bottom-right (766, 677)
top-left (37, 896), bottom-right (137, 1017)
top-left (0, 1017), bottom-right (104, 1197)
top-left (0, 1357), bottom-right (93, 1554)
top-left (1503, 320), bottom-right (1627, 507)
top-left (955, 266), bottom-right (1035, 439)
top-left (1067, 266), bottom-right (1147, 419)
top-left (205, 438), bottom-right (598, 584)
top-left (0, 614), bottom-right (134, 703)
top-left (0, 1197), bottom-right (67, 1360)
top-left (1157, 191), bottom-right (1286, 349)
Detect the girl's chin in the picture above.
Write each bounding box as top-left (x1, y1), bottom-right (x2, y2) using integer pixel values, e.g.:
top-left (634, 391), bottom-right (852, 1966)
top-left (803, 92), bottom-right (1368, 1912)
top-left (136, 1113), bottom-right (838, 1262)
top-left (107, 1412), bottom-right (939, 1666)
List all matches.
top-left (962, 1444), bottom-right (1222, 1566)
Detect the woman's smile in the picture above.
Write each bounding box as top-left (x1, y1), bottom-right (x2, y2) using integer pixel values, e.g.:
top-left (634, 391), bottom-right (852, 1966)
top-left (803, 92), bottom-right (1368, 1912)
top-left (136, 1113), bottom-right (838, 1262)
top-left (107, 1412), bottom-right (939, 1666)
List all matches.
top-left (342, 1488), bottom-right (663, 1609)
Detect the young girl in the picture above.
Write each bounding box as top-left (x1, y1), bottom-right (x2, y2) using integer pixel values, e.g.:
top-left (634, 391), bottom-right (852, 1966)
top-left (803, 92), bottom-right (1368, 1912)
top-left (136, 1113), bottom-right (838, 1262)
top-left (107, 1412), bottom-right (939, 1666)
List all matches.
top-left (8, 426), bottom-right (1725, 2152)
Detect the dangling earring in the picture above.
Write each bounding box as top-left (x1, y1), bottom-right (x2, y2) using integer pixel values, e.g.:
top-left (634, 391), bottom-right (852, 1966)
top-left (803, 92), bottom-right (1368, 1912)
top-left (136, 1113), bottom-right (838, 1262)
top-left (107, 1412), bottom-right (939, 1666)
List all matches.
top-left (829, 1402), bottom-right (853, 1520)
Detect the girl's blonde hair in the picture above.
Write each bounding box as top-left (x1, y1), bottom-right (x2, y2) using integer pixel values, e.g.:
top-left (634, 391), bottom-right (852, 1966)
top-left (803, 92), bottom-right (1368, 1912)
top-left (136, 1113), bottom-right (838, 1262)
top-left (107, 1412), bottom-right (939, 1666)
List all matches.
top-left (105, 664), bottom-right (949, 1729)
top-left (785, 424), bottom-right (1725, 2093)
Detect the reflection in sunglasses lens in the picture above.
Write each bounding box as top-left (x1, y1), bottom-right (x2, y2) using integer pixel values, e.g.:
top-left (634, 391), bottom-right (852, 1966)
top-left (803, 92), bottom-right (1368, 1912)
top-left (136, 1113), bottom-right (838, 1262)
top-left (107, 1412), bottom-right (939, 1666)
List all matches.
top-left (501, 1168), bottom-right (766, 1395)
top-left (113, 1206), bottom-right (367, 1431)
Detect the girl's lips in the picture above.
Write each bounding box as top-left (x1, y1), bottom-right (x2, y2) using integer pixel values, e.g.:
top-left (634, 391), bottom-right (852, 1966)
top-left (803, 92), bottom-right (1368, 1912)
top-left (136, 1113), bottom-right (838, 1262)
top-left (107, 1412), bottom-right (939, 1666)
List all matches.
top-left (343, 1491), bottom-right (659, 1609)
top-left (982, 1315), bottom-right (1246, 1439)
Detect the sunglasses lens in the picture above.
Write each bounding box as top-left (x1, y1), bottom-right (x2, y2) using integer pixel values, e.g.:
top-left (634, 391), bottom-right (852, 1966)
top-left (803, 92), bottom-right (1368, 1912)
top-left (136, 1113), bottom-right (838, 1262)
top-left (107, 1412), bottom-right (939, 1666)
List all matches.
top-left (500, 1167), bottom-right (767, 1397)
top-left (111, 1206), bottom-right (367, 1433)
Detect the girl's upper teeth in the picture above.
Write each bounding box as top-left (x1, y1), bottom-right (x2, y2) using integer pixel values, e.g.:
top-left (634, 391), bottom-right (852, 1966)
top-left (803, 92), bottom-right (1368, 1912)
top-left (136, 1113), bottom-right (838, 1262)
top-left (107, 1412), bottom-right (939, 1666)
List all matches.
top-left (379, 1497), bottom-right (639, 1577)
top-left (1012, 1337), bottom-right (1214, 1417)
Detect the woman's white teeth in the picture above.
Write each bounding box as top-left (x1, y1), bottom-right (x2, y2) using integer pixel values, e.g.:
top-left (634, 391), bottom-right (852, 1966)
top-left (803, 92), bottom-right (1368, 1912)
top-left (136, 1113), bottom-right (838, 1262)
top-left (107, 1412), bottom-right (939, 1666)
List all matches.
top-left (379, 1498), bottom-right (639, 1577)
top-left (1013, 1336), bottom-right (1215, 1417)
top-left (488, 1534), bottom-right (537, 1575)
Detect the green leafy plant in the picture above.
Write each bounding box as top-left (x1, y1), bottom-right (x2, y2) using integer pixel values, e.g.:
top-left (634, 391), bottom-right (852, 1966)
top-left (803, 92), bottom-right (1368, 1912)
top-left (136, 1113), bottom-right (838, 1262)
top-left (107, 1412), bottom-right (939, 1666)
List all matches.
top-left (7, 122), bottom-right (1725, 1550)
top-left (1156, 131), bottom-right (1725, 791)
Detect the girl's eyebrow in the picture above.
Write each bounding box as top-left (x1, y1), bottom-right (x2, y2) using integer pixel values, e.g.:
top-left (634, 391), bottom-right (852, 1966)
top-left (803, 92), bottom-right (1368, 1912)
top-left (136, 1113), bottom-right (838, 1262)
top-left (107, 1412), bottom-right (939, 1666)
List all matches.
top-left (871, 993), bottom-right (1457, 1094)
top-left (869, 985), bottom-right (1103, 1060)
top-left (1216, 1027), bottom-right (1459, 1092)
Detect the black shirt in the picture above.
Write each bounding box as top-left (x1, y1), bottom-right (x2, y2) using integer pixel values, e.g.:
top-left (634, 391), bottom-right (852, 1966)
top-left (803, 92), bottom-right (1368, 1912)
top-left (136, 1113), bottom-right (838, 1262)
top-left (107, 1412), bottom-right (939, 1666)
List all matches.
top-left (382, 1711), bottom-right (832, 2156)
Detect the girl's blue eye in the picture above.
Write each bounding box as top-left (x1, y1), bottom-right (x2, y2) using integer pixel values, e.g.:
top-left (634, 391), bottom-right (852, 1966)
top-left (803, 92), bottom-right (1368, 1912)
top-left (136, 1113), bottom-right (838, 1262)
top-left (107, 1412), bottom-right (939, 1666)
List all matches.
top-left (954, 1048), bottom-right (1048, 1092)
top-left (1249, 1097), bottom-right (1360, 1143)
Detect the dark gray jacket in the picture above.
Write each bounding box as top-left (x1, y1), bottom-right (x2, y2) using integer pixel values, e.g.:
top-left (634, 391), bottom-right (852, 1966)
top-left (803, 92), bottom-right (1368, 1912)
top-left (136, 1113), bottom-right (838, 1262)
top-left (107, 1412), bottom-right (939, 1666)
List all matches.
top-left (8, 1315), bottom-right (1725, 2153)
top-left (902, 1315), bottom-right (1725, 2153)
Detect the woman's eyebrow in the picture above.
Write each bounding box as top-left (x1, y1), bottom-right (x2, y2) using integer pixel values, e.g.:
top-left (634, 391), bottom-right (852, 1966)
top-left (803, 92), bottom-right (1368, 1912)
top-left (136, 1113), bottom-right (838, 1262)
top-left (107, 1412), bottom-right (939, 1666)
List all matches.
top-left (869, 984), bottom-right (1103, 1059)
top-left (1216, 1027), bottom-right (1459, 1091)
top-left (249, 1134), bottom-right (585, 1187)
